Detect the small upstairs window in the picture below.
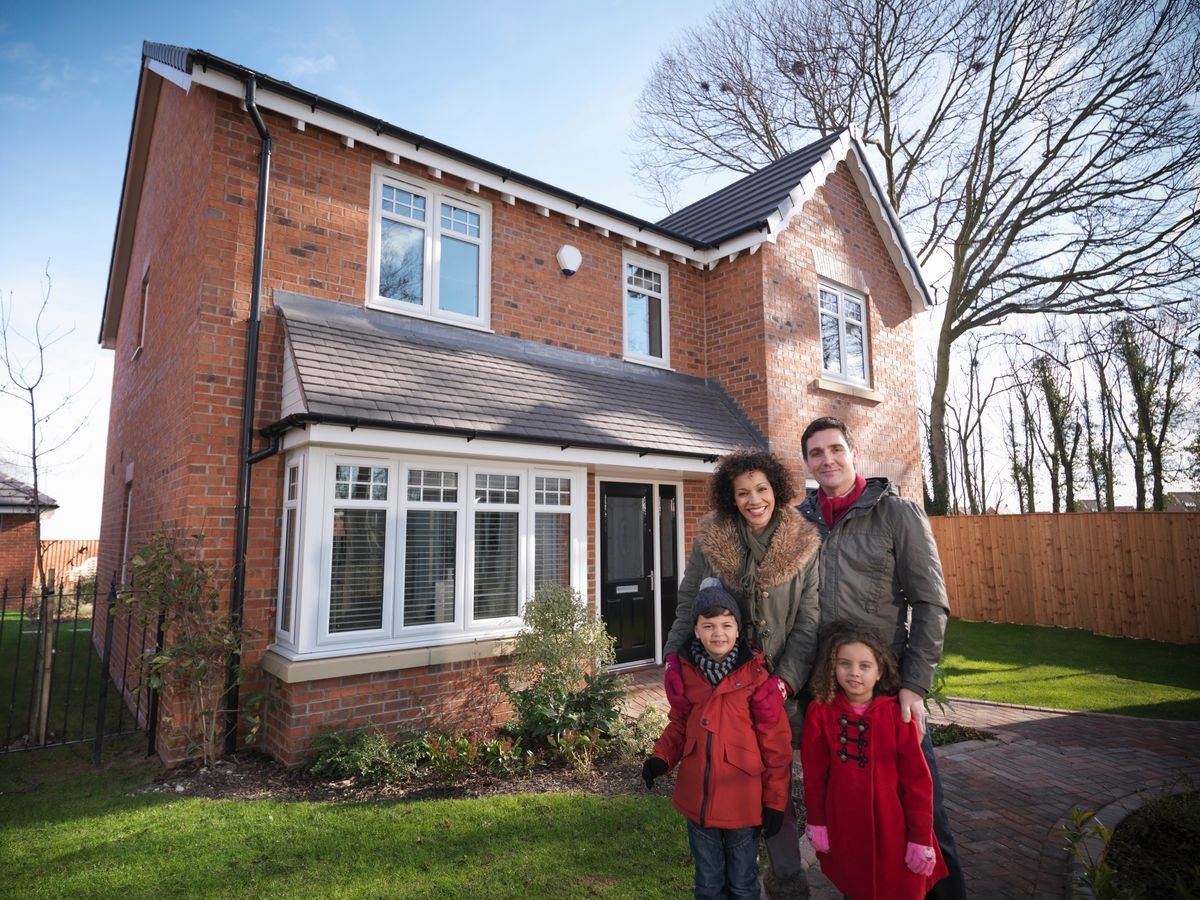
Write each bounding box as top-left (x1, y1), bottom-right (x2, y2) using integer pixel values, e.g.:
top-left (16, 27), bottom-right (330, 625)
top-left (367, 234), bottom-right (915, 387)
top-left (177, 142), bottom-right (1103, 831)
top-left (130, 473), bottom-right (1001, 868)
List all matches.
top-left (623, 252), bottom-right (670, 367)
top-left (818, 281), bottom-right (869, 385)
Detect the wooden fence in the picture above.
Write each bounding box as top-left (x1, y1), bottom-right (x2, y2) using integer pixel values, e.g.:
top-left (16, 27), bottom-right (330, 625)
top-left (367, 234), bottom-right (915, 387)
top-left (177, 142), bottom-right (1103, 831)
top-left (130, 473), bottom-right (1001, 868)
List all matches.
top-left (929, 512), bottom-right (1200, 644)
top-left (38, 539), bottom-right (100, 587)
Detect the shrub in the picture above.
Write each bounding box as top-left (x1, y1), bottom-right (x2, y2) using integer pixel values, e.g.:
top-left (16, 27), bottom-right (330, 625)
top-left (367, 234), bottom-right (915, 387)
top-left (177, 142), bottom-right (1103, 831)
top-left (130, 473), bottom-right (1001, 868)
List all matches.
top-left (309, 727), bottom-right (415, 785)
top-left (610, 705), bottom-right (669, 763)
top-left (499, 584), bottom-right (625, 757)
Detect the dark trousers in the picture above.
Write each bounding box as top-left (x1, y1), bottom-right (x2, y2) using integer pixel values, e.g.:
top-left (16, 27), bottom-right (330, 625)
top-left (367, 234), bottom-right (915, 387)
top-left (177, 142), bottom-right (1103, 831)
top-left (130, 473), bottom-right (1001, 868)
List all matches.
top-left (922, 729), bottom-right (967, 900)
top-left (687, 820), bottom-right (763, 899)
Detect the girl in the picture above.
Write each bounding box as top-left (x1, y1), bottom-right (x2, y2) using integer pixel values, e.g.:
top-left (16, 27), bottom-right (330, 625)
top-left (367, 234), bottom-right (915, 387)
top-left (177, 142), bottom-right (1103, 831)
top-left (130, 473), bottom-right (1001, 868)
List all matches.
top-left (800, 621), bottom-right (948, 900)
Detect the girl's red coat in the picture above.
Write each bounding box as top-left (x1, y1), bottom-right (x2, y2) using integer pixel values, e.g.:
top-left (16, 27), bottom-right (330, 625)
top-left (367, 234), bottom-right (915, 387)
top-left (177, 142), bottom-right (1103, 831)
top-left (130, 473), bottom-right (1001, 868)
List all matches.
top-left (651, 648), bottom-right (792, 829)
top-left (800, 694), bottom-right (948, 900)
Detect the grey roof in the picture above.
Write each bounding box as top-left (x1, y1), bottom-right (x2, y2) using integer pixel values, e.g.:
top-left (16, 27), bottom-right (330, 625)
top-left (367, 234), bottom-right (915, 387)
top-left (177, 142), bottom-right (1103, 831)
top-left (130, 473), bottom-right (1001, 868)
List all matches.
top-left (273, 291), bottom-right (764, 460)
top-left (657, 131), bottom-right (847, 246)
top-left (0, 474), bottom-right (57, 511)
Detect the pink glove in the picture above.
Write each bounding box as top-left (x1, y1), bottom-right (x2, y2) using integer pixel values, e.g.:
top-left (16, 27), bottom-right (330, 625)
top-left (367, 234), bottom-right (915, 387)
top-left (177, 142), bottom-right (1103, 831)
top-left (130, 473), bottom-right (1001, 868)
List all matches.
top-left (663, 653), bottom-right (691, 715)
top-left (750, 675), bottom-right (789, 730)
top-left (805, 824), bottom-right (830, 854)
top-left (904, 841), bottom-right (937, 876)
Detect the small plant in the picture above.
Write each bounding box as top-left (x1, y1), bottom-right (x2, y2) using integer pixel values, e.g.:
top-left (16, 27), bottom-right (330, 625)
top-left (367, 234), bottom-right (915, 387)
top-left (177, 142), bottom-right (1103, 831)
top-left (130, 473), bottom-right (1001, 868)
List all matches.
top-left (309, 727), bottom-right (415, 785)
top-left (610, 706), bottom-right (668, 763)
top-left (499, 584), bottom-right (626, 749)
top-left (122, 532), bottom-right (246, 767)
top-left (1059, 808), bottom-right (1132, 900)
top-left (548, 727), bottom-right (607, 775)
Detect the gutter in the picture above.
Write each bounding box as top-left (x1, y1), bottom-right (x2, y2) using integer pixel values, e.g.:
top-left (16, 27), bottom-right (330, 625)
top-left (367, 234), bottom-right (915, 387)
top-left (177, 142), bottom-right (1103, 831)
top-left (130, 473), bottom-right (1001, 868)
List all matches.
top-left (223, 76), bottom-right (281, 755)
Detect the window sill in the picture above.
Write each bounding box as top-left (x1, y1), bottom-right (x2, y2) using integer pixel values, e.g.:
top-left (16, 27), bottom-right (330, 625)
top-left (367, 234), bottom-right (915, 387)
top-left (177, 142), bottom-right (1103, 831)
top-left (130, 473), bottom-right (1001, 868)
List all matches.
top-left (815, 375), bottom-right (882, 403)
top-left (623, 354), bottom-right (673, 371)
top-left (365, 299), bottom-right (495, 334)
top-left (262, 637), bottom-right (516, 684)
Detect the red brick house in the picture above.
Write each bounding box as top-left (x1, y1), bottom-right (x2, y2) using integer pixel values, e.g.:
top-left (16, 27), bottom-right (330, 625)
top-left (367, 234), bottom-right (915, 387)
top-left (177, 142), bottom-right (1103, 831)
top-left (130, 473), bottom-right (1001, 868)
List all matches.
top-left (99, 43), bottom-right (932, 766)
top-left (0, 474), bottom-right (58, 601)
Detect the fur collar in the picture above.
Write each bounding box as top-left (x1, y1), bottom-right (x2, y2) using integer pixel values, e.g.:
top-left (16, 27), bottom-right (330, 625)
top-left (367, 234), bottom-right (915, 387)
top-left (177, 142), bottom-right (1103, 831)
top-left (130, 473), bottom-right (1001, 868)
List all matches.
top-left (697, 505), bottom-right (820, 589)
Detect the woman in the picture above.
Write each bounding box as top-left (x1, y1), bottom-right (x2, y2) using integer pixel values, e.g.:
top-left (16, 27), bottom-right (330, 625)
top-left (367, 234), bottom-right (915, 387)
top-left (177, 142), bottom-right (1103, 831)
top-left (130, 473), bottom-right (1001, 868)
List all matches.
top-left (662, 448), bottom-right (822, 895)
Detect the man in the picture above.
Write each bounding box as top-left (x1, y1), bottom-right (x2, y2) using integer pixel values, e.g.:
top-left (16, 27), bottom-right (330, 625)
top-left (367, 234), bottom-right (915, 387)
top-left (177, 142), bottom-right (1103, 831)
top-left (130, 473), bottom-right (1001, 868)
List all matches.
top-left (796, 416), bottom-right (966, 900)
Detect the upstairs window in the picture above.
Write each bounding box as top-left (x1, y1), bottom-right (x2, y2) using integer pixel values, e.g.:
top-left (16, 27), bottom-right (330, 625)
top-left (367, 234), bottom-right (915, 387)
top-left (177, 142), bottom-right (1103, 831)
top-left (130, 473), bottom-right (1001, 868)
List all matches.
top-left (818, 282), bottom-right (869, 385)
top-left (623, 252), bottom-right (670, 367)
top-left (370, 168), bottom-right (491, 327)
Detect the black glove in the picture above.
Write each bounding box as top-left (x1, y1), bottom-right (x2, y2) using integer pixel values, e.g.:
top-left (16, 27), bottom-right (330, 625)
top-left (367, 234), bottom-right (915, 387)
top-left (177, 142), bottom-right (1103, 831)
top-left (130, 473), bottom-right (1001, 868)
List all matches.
top-left (641, 756), bottom-right (668, 789)
top-left (761, 807), bottom-right (785, 839)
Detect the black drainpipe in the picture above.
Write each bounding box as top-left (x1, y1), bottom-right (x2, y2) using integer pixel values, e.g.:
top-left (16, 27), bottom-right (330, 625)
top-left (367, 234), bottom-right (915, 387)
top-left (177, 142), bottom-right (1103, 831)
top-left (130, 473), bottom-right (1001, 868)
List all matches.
top-left (223, 76), bottom-right (278, 755)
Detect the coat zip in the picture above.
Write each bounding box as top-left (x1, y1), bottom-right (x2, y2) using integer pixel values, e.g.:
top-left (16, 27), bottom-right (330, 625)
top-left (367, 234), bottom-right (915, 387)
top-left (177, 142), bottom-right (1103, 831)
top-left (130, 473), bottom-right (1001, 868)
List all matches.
top-left (699, 731), bottom-right (713, 828)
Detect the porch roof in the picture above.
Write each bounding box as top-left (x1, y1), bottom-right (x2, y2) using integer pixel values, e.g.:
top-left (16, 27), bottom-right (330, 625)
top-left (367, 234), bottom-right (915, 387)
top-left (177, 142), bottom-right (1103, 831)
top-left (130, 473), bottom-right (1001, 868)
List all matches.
top-left (272, 291), bottom-right (764, 461)
top-left (0, 474), bottom-right (58, 514)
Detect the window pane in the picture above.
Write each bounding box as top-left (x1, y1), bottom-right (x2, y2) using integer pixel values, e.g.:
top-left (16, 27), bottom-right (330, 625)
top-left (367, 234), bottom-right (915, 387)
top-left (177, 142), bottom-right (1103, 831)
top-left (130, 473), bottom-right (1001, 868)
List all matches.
top-left (475, 473), bottom-right (519, 504)
top-left (819, 289), bottom-right (839, 313)
top-left (535, 476), bottom-right (571, 506)
top-left (329, 508), bottom-right (386, 633)
top-left (404, 510), bottom-right (457, 625)
top-left (440, 203), bottom-right (480, 238)
top-left (844, 297), bottom-right (863, 322)
top-left (626, 290), bottom-right (650, 356)
top-left (335, 465), bottom-right (388, 501)
top-left (820, 313), bottom-right (842, 374)
top-left (845, 321), bottom-right (866, 379)
top-left (474, 510), bottom-right (518, 619)
top-left (648, 295), bottom-right (663, 358)
top-left (605, 496), bottom-right (646, 582)
top-left (379, 218), bottom-right (425, 305)
top-left (626, 264), bottom-right (661, 295)
top-left (438, 236), bottom-right (480, 317)
top-left (287, 466), bottom-right (298, 502)
top-left (280, 508), bottom-right (296, 633)
top-left (382, 185), bottom-right (426, 221)
top-left (534, 512), bottom-right (571, 590)
top-left (408, 469), bottom-right (458, 503)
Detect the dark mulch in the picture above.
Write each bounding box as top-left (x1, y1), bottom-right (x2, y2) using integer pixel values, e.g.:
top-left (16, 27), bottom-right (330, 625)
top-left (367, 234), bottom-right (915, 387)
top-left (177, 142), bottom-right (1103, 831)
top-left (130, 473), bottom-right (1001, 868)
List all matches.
top-left (1108, 789), bottom-right (1200, 897)
top-left (140, 723), bottom-right (991, 805)
top-left (930, 721), bottom-right (995, 746)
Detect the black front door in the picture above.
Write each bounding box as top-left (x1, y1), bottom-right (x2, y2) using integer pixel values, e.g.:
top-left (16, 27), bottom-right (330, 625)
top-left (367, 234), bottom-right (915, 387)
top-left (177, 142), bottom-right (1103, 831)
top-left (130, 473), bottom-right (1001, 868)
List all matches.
top-left (600, 482), bottom-right (654, 664)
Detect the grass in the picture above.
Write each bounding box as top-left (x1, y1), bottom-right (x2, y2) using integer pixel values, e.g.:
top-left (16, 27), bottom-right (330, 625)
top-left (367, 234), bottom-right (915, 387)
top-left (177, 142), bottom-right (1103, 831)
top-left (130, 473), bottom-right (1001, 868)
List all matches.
top-left (0, 739), bottom-right (693, 898)
top-left (942, 619), bottom-right (1200, 719)
top-left (0, 610), bottom-right (134, 747)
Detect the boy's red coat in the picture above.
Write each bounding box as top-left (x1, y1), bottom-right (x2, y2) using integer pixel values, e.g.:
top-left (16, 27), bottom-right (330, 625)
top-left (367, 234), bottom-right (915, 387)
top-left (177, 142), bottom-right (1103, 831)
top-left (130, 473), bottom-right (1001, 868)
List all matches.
top-left (651, 647), bottom-right (792, 829)
top-left (800, 694), bottom-right (948, 900)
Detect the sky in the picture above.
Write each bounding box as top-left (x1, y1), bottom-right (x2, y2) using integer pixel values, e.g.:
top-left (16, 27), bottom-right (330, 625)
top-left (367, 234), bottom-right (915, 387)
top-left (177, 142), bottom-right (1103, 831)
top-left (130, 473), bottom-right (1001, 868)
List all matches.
top-left (0, 0), bottom-right (738, 538)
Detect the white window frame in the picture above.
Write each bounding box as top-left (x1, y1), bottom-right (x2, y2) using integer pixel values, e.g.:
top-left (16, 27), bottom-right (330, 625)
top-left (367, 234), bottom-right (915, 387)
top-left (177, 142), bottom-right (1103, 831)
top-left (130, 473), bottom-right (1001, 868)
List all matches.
top-left (622, 251), bottom-right (671, 368)
top-left (276, 447), bottom-right (585, 658)
top-left (276, 458), bottom-right (304, 641)
top-left (317, 457), bottom-right (397, 645)
top-left (818, 280), bottom-right (871, 386)
top-left (367, 166), bottom-right (492, 329)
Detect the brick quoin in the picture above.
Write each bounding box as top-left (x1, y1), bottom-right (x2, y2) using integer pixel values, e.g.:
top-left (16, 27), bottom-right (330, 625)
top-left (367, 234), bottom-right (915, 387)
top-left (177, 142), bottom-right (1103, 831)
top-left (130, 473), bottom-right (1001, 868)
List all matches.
top-left (102, 77), bottom-right (924, 765)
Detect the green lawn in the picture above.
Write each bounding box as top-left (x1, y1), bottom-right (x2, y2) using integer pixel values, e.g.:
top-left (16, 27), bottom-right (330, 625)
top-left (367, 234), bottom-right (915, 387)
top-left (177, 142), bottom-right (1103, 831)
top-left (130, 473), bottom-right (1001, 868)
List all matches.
top-left (0, 611), bottom-right (133, 746)
top-left (942, 619), bottom-right (1200, 719)
top-left (0, 740), bottom-right (692, 899)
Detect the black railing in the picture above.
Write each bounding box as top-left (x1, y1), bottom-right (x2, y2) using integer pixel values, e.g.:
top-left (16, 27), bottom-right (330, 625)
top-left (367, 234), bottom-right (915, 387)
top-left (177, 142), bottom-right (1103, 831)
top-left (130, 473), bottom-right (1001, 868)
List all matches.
top-left (1, 577), bottom-right (152, 762)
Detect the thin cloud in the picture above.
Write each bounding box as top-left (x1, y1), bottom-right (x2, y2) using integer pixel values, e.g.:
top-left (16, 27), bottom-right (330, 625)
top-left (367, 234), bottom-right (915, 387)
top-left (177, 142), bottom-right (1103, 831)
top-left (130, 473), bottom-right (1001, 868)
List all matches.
top-left (278, 53), bottom-right (336, 80)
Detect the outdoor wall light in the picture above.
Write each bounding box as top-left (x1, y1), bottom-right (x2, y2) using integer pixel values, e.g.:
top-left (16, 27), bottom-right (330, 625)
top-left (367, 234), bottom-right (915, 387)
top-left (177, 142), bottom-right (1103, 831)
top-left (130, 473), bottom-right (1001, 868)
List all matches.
top-left (557, 244), bottom-right (582, 276)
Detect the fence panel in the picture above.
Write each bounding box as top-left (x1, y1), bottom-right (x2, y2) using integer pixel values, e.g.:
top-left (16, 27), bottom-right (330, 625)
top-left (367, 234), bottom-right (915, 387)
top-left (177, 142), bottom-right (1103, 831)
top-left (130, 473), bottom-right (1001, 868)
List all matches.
top-left (37, 539), bottom-right (100, 587)
top-left (929, 512), bottom-right (1200, 644)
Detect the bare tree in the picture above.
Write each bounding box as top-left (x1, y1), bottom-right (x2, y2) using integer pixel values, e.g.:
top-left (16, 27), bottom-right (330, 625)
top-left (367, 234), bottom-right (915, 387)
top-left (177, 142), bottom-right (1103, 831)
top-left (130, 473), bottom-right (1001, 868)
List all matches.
top-left (633, 0), bottom-right (1200, 514)
top-left (0, 269), bottom-right (89, 744)
top-left (943, 335), bottom-right (1005, 512)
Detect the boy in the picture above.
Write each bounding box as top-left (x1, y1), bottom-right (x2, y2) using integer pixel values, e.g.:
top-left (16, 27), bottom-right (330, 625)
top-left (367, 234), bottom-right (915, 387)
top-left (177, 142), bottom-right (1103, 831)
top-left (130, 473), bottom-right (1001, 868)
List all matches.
top-left (642, 578), bottom-right (793, 899)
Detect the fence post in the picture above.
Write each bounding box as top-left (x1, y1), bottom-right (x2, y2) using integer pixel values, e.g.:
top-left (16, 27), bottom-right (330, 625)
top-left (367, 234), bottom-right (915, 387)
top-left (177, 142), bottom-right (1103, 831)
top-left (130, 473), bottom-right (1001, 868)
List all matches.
top-left (92, 578), bottom-right (118, 767)
top-left (145, 608), bottom-right (164, 759)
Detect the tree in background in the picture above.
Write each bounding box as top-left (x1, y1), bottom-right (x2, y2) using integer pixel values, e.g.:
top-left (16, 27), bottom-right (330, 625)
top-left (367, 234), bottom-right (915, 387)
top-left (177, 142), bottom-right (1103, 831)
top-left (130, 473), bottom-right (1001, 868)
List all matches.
top-left (0, 268), bottom-right (89, 744)
top-left (633, 0), bottom-right (1200, 514)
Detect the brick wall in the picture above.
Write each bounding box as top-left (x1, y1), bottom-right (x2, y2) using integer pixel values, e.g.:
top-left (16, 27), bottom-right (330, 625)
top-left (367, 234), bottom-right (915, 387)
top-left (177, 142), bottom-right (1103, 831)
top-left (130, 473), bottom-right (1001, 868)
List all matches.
top-left (0, 515), bottom-right (37, 604)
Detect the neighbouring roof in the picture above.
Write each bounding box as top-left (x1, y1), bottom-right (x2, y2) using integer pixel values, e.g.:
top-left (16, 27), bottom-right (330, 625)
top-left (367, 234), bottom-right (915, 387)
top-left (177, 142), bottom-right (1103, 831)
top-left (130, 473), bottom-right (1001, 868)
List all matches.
top-left (273, 291), bottom-right (763, 460)
top-left (101, 43), bottom-right (932, 347)
top-left (0, 474), bottom-right (58, 514)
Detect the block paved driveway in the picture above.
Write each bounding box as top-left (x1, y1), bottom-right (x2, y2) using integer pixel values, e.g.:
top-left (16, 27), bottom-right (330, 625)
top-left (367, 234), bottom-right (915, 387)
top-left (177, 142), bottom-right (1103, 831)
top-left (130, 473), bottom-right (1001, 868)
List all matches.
top-left (623, 668), bottom-right (1200, 899)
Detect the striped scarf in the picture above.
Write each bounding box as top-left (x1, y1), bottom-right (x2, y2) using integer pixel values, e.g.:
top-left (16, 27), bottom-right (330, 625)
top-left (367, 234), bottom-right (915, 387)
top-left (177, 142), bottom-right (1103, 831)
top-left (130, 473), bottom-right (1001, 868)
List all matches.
top-left (691, 637), bottom-right (740, 686)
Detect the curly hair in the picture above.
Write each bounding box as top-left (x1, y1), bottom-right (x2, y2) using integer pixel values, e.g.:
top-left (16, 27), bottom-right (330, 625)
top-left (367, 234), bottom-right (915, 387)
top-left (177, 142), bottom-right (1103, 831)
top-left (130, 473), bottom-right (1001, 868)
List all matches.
top-left (709, 448), bottom-right (798, 519)
top-left (808, 619), bottom-right (901, 704)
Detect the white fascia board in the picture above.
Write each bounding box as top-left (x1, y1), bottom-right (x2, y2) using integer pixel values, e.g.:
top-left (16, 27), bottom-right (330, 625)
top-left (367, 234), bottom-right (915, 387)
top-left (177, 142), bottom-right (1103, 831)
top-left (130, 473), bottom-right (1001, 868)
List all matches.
top-left (189, 67), bottom-right (707, 267)
top-left (146, 58), bottom-right (192, 93)
top-left (282, 422), bottom-right (717, 474)
top-left (843, 140), bottom-right (932, 313)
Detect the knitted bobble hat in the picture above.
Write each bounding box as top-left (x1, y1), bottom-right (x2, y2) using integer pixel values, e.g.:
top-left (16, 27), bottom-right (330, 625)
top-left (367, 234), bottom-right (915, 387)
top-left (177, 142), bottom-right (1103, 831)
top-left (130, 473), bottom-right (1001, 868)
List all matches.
top-left (692, 577), bottom-right (743, 628)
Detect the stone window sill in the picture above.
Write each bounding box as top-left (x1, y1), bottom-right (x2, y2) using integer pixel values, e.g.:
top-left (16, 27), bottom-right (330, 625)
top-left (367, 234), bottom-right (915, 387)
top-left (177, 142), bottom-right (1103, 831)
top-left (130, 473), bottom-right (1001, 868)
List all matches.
top-left (262, 637), bottom-right (515, 684)
top-left (815, 376), bottom-right (882, 404)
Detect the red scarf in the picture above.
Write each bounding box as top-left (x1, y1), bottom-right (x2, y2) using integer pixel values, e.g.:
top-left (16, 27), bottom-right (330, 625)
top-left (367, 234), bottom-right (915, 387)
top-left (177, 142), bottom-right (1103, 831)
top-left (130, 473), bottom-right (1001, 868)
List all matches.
top-left (818, 474), bottom-right (867, 529)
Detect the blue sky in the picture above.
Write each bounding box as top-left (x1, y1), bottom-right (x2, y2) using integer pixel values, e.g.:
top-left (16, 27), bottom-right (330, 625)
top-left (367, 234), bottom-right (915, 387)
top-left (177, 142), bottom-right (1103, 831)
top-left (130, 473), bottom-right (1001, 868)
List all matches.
top-left (0, 0), bottom-right (729, 537)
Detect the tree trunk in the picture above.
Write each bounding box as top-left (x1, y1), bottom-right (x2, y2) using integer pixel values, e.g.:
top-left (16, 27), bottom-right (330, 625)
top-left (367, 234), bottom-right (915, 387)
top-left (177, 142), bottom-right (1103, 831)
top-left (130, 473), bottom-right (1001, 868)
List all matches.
top-left (928, 313), bottom-right (955, 516)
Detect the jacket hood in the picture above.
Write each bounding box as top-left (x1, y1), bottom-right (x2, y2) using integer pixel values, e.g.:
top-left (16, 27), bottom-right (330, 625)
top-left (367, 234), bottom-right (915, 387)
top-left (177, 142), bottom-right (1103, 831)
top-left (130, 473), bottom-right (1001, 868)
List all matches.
top-left (696, 505), bottom-right (821, 589)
